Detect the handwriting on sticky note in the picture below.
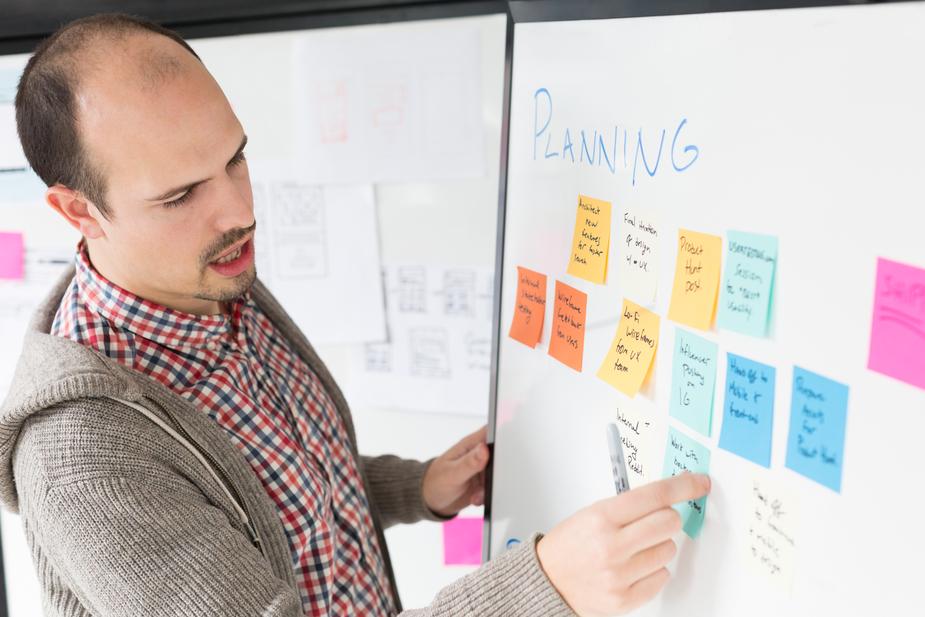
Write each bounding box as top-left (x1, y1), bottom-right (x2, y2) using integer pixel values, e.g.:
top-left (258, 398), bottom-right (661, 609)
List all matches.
top-left (717, 231), bottom-right (778, 337)
top-left (0, 231), bottom-right (24, 281)
top-left (566, 194), bottom-right (611, 284)
top-left (597, 299), bottom-right (659, 396)
top-left (718, 353), bottom-right (776, 468)
top-left (867, 257), bottom-right (925, 391)
top-left (744, 476), bottom-right (799, 592)
top-left (509, 266), bottom-right (547, 348)
top-left (616, 406), bottom-right (660, 487)
top-left (442, 517), bottom-right (483, 565)
top-left (618, 206), bottom-right (659, 305)
top-left (785, 367), bottom-right (849, 493)
top-left (662, 427), bottom-right (711, 538)
top-left (669, 329), bottom-right (718, 437)
top-left (668, 229), bottom-right (722, 330)
top-left (548, 280), bottom-right (587, 371)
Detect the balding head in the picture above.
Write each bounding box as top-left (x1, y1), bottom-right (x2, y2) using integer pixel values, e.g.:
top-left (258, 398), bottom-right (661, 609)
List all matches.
top-left (15, 13), bottom-right (203, 218)
top-left (17, 13), bottom-right (256, 317)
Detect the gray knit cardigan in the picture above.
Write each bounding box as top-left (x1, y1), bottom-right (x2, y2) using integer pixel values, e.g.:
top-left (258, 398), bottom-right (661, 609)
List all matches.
top-left (0, 266), bottom-right (573, 616)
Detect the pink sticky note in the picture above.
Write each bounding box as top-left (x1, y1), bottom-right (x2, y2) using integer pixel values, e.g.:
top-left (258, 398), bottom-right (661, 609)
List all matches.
top-left (868, 257), bottom-right (925, 391)
top-left (0, 232), bottom-right (24, 280)
top-left (442, 517), bottom-right (483, 566)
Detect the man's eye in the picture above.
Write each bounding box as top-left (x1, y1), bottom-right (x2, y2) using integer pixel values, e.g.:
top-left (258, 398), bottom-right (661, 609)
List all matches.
top-left (229, 150), bottom-right (247, 167)
top-left (163, 187), bottom-right (195, 209)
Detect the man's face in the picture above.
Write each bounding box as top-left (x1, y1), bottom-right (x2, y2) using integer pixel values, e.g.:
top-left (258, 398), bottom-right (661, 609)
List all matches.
top-left (77, 35), bottom-right (256, 312)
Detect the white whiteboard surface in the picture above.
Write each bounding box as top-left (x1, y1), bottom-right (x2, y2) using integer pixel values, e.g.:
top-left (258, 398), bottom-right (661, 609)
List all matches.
top-left (489, 3), bottom-right (925, 615)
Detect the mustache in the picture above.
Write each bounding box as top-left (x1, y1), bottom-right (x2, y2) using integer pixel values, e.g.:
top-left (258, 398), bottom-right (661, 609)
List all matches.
top-left (202, 221), bottom-right (257, 264)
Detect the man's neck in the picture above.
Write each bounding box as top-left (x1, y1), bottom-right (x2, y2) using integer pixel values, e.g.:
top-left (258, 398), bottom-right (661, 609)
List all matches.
top-left (84, 241), bottom-right (223, 316)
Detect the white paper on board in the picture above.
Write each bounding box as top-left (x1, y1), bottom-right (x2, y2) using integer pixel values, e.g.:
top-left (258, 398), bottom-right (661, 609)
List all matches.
top-left (743, 474), bottom-right (800, 594)
top-left (614, 405), bottom-right (663, 488)
top-left (250, 164), bottom-right (387, 345)
top-left (345, 263), bottom-right (494, 417)
top-left (616, 205), bottom-right (660, 307)
top-left (292, 22), bottom-right (485, 184)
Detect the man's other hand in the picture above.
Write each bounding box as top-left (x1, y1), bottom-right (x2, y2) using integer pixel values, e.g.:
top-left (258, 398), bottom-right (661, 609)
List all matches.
top-left (422, 426), bottom-right (489, 517)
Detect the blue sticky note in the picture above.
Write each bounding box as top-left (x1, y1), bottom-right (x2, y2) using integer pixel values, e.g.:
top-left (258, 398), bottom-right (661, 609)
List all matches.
top-left (717, 231), bottom-right (778, 337)
top-left (662, 427), bottom-right (711, 538)
top-left (786, 367), bottom-right (849, 493)
top-left (669, 328), bottom-right (718, 437)
top-left (718, 353), bottom-right (776, 467)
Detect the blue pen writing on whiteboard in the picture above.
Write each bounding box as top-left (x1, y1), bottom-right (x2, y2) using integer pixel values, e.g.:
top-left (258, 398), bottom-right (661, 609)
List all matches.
top-left (607, 422), bottom-right (631, 495)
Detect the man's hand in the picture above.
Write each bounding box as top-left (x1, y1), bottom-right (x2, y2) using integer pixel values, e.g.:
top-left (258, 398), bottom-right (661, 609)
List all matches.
top-left (422, 426), bottom-right (489, 517)
top-left (536, 473), bottom-right (711, 616)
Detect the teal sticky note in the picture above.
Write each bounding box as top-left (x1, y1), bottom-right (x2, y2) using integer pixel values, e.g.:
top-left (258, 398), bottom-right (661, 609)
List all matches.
top-left (717, 231), bottom-right (778, 337)
top-left (669, 328), bottom-right (718, 437)
top-left (718, 353), bottom-right (776, 467)
top-left (785, 366), bottom-right (849, 493)
top-left (662, 427), bottom-right (711, 538)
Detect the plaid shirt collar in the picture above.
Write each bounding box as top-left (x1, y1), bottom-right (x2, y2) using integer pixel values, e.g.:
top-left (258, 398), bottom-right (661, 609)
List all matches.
top-left (74, 240), bottom-right (247, 352)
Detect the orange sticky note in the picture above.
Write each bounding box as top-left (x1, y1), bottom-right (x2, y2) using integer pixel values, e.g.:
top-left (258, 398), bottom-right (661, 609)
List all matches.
top-left (566, 194), bottom-right (611, 284)
top-left (597, 299), bottom-right (660, 396)
top-left (667, 229), bottom-right (722, 330)
top-left (548, 280), bottom-right (587, 371)
top-left (509, 266), bottom-right (548, 348)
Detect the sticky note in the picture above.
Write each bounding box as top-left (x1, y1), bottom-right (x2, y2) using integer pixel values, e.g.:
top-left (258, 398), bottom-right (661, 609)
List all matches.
top-left (744, 476), bottom-right (799, 592)
top-left (442, 517), bottom-right (483, 565)
top-left (548, 280), bottom-right (587, 371)
top-left (717, 231), bottom-right (778, 337)
top-left (566, 194), bottom-right (611, 284)
top-left (618, 206), bottom-right (659, 306)
top-left (616, 405), bottom-right (662, 487)
top-left (718, 353), bottom-right (776, 467)
top-left (662, 427), bottom-right (711, 538)
top-left (509, 266), bottom-right (547, 348)
top-left (0, 231), bottom-right (24, 280)
top-left (667, 229), bottom-right (722, 331)
top-left (867, 257), bottom-right (925, 391)
top-left (785, 367), bottom-right (849, 493)
top-left (597, 299), bottom-right (660, 396)
top-left (669, 329), bottom-right (718, 437)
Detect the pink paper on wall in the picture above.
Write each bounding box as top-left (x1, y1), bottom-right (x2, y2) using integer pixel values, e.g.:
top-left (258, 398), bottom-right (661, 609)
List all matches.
top-left (0, 231), bottom-right (24, 280)
top-left (868, 257), bottom-right (925, 391)
top-left (442, 516), bottom-right (483, 565)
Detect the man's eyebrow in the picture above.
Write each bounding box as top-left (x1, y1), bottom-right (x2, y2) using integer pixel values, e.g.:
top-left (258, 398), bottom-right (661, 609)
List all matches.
top-left (146, 134), bottom-right (248, 202)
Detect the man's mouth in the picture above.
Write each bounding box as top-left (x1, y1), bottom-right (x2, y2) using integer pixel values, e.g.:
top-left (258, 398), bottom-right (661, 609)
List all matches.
top-left (210, 237), bottom-right (250, 264)
top-left (207, 236), bottom-right (255, 277)
top-left (213, 243), bottom-right (245, 264)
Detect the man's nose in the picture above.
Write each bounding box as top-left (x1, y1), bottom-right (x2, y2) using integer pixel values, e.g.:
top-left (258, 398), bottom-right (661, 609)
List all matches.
top-left (212, 174), bottom-right (254, 233)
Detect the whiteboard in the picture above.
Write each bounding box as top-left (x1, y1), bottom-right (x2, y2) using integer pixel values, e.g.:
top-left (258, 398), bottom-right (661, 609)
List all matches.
top-left (488, 3), bottom-right (925, 615)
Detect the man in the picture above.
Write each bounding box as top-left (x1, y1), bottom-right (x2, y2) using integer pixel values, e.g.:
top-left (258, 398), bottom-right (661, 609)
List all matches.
top-left (0, 13), bottom-right (710, 617)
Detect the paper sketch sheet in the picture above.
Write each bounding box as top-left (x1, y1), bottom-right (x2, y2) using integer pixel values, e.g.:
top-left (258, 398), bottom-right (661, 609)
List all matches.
top-left (346, 263), bottom-right (494, 416)
top-left (251, 169), bottom-right (386, 345)
top-left (293, 23), bottom-right (484, 184)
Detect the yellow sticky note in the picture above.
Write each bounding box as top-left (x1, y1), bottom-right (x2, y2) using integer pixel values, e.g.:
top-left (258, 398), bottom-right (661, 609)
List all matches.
top-left (566, 194), bottom-right (611, 284)
top-left (597, 299), bottom-right (660, 396)
top-left (667, 229), bottom-right (722, 330)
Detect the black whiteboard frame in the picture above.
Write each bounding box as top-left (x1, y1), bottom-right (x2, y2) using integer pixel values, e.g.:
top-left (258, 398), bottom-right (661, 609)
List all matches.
top-left (483, 0), bottom-right (913, 564)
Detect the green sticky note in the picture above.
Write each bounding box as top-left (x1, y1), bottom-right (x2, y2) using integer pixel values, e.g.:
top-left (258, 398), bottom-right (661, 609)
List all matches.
top-left (662, 427), bottom-right (711, 538)
top-left (717, 231), bottom-right (778, 337)
top-left (669, 328), bottom-right (718, 437)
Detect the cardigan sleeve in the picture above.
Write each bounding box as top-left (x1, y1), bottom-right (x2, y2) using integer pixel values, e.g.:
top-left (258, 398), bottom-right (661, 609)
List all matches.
top-left (360, 454), bottom-right (455, 528)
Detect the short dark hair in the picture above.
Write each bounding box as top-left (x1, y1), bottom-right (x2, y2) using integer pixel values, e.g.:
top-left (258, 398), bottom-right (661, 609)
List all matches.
top-left (15, 13), bottom-right (201, 219)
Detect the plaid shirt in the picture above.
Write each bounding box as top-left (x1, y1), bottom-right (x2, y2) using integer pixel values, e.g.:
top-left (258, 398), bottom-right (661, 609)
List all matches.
top-left (51, 241), bottom-right (394, 616)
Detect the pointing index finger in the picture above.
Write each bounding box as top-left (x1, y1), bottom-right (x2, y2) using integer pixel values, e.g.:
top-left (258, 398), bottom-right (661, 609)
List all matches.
top-left (606, 473), bottom-right (711, 527)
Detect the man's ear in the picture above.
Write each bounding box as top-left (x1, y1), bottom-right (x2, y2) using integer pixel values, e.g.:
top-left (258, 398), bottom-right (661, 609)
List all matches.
top-left (45, 184), bottom-right (107, 239)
